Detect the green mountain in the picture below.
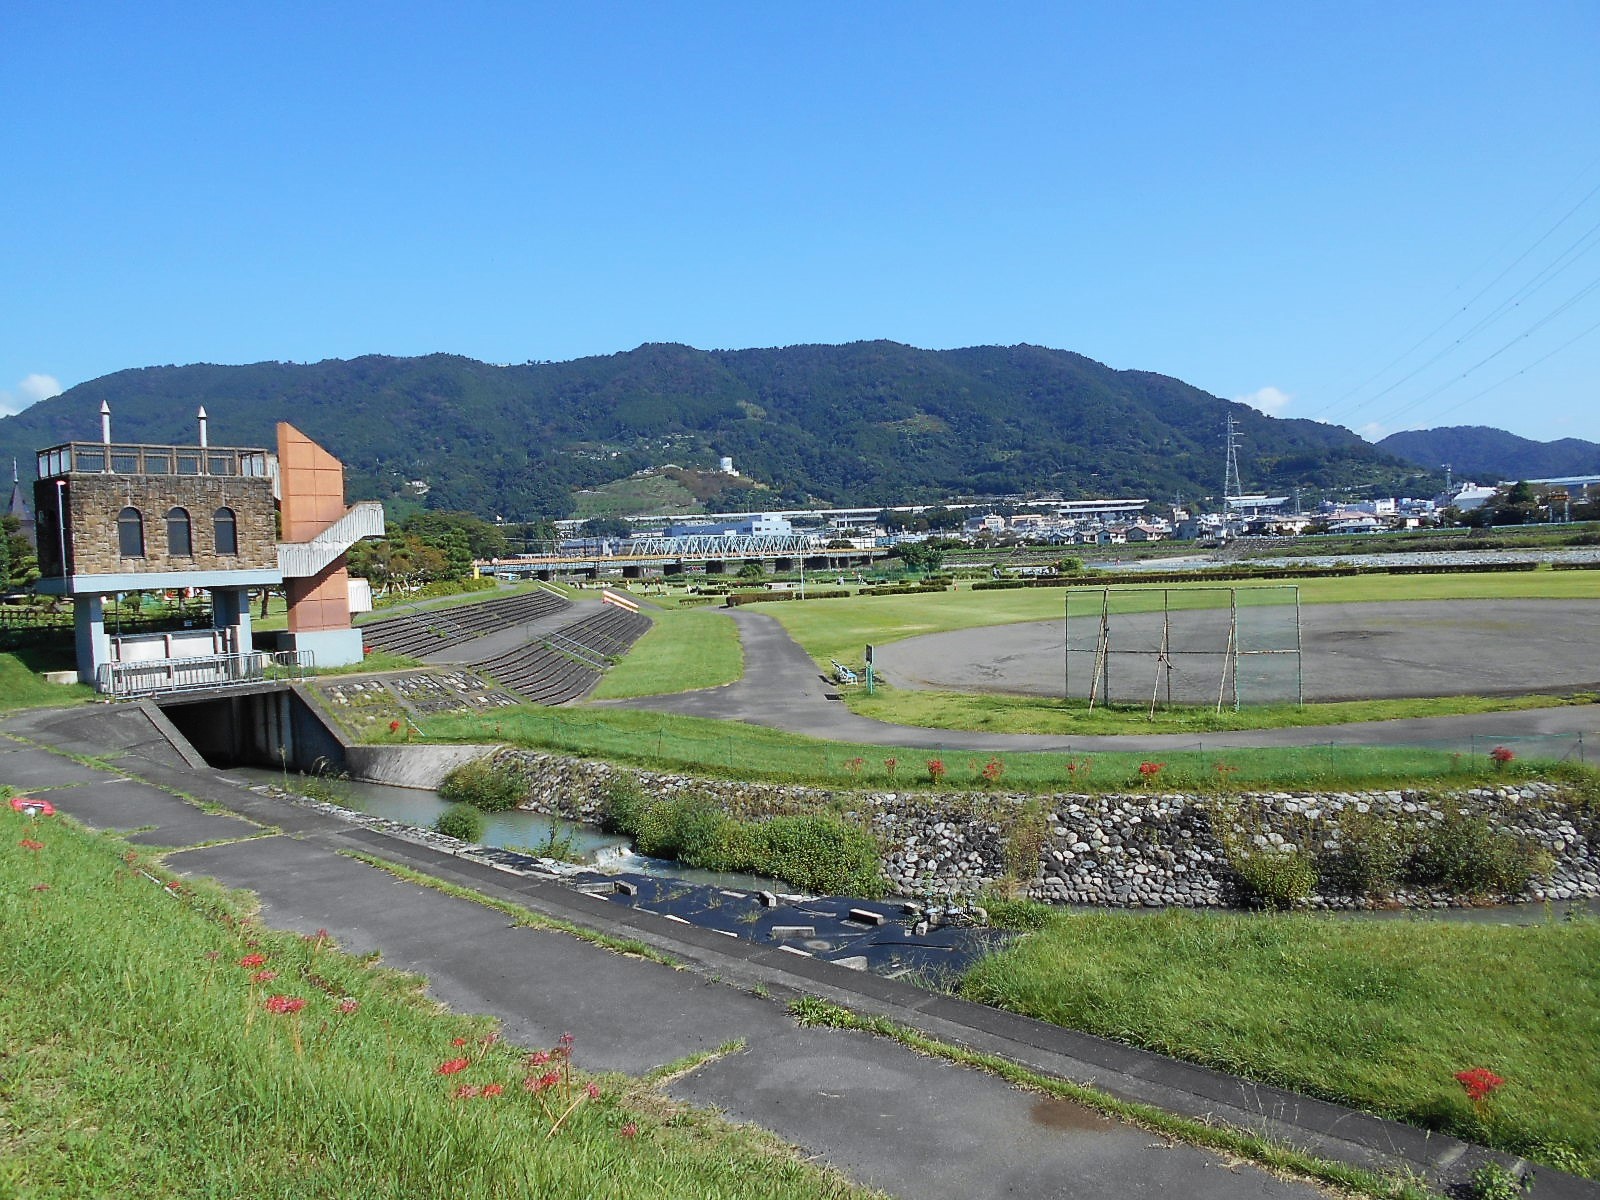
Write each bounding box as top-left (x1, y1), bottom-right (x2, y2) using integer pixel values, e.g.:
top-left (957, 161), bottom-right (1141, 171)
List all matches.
top-left (1376, 426), bottom-right (1600, 483)
top-left (0, 342), bottom-right (1431, 518)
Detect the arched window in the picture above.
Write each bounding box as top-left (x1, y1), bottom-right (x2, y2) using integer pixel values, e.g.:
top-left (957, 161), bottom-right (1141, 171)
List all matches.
top-left (213, 506), bottom-right (238, 556)
top-left (166, 507), bottom-right (192, 557)
top-left (117, 507), bottom-right (145, 558)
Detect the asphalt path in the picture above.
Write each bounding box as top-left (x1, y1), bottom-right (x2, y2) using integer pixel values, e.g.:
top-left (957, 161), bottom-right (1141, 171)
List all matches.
top-left (603, 608), bottom-right (1600, 754)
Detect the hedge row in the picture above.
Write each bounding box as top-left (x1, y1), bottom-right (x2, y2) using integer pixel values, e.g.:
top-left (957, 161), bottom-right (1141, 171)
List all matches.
top-left (723, 589), bottom-right (852, 606)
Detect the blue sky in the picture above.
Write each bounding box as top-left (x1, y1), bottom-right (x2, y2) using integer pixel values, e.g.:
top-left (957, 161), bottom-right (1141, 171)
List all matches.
top-left (3, 2), bottom-right (1597, 442)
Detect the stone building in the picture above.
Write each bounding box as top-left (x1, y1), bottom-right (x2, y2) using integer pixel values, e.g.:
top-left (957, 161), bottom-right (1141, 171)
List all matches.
top-left (33, 407), bottom-right (383, 689)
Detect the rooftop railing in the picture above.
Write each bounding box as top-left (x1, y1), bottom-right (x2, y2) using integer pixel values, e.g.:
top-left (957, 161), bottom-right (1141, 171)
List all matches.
top-left (37, 442), bottom-right (271, 480)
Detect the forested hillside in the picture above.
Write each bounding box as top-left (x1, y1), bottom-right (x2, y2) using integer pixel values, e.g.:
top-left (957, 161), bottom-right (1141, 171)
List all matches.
top-left (0, 342), bottom-right (1431, 518)
top-left (1377, 426), bottom-right (1600, 483)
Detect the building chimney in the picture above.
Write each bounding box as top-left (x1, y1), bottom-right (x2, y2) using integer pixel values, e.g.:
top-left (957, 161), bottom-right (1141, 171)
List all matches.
top-left (198, 405), bottom-right (209, 448)
top-left (100, 400), bottom-right (112, 445)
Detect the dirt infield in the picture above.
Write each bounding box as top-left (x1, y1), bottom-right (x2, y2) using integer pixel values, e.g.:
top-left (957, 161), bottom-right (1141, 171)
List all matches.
top-left (872, 599), bottom-right (1600, 703)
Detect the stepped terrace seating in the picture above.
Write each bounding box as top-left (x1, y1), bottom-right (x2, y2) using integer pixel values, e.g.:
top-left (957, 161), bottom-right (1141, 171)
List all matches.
top-left (473, 606), bottom-right (652, 705)
top-left (359, 589), bottom-right (571, 658)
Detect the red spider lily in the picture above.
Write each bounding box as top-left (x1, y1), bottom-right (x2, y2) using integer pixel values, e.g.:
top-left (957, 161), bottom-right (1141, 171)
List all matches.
top-left (453, 1084), bottom-right (481, 1099)
top-left (559, 1031), bottom-right (574, 1047)
top-left (437, 1057), bottom-right (471, 1076)
top-left (389, 720), bottom-right (402, 733)
top-left (19, 838), bottom-right (43, 851)
top-left (585, 1083), bottom-right (600, 1099)
top-left (524, 1070), bottom-right (561, 1092)
top-left (481, 1083), bottom-right (504, 1098)
top-left (1137, 761), bottom-right (1165, 780)
top-left (452, 1037), bottom-right (469, 1046)
top-left (1489, 746), bottom-right (1515, 767)
top-left (239, 953), bottom-right (267, 968)
top-left (527, 1049), bottom-right (551, 1066)
top-left (264, 995), bottom-right (307, 1015)
top-left (1455, 1067), bottom-right (1506, 1103)
top-left (251, 970), bottom-right (278, 984)
top-left (10, 797), bottom-right (56, 817)
top-left (926, 758), bottom-right (947, 784)
top-left (619, 1122), bottom-right (639, 1139)
top-left (337, 998), bottom-right (360, 1015)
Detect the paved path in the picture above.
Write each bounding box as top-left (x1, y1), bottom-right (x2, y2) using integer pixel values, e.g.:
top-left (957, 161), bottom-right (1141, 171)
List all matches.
top-left (11, 703), bottom-right (1585, 1198)
top-left (599, 608), bottom-right (1600, 754)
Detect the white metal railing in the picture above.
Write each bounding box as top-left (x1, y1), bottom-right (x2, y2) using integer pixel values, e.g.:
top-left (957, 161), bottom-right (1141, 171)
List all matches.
top-left (95, 649), bottom-right (314, 698)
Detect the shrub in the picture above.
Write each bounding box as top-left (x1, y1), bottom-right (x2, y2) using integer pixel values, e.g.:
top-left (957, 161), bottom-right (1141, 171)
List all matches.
top-left (1230, 849), bottom-right (1318, 908)
top-left (600, 774), bottom-right (648, 835)
top-left (1317, 813), bottom-right (1405, 897)
top-left (434, 802), bottom-right (485, 843)
top-left (438, 757), bottom-right (526, 812)
top-left (1408, 811), bottom-right (1544, 896)
top-left (752, 815), bottom-right (884, 897)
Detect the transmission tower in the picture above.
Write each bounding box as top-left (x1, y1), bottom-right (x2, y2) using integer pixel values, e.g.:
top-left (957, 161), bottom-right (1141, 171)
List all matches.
top-left (1222, 416), bottom-right (1244, 501)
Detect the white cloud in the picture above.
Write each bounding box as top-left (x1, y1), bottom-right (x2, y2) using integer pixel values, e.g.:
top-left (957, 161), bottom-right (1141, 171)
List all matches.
top-left (1235, 385), bottom-right (1292, 417)
top-left (0, 373), bottom-right (63, 416)
top-left (1357, 421), bottom-right (1388, 441)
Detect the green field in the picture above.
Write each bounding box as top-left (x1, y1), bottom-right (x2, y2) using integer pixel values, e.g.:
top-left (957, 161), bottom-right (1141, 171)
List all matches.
top-left (0, 808), bottom-right (870, 1200)
top-left (590, 606), bottom-right (743, 699)
top-left (422, 703), bottom-right (1586, 794)
top-left (961, 908), bottom-right (1600, 1178)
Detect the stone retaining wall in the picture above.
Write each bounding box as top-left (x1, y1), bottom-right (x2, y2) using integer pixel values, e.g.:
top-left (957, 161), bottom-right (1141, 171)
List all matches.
top-left (485, 748), bottom-right (1600, 907)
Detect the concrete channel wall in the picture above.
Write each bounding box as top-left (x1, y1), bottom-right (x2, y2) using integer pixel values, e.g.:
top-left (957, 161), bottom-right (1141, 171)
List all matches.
top-left (467, 748), bottom-right (1600, 908)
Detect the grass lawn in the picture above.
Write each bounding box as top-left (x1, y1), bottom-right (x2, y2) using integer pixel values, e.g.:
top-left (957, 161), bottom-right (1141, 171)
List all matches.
top-left (0, 647), bottom-right (93, 711)
top-left (960, 908), bottom-right (1600, 1177)
top-left (0, 808), bottom-right (870, 1200)
top-left (419, 704), bottom-right (1583, 794)
top-left (848, 686), bottom-right (1591, 736)
top-left (590, 606), bottom-right (742, 699)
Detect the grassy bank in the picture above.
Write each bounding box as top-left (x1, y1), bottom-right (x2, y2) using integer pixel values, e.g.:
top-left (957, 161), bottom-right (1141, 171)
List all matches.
top-left (960, 908), bottom-right (1600, 1177)
top-left (0, 809), bottom-right (869, 1199)
top-left (0, 648), bottom-right (93, 711)
top-left (420, 705), bottom-right (1587, 794)
top-left (848, 687), bottom-right (1590, 736)
top-left (590, 606), bottom-right (742, 699)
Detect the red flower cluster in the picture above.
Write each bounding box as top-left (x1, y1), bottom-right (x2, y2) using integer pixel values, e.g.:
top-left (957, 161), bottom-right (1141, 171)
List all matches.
top-left (239, 953), bottom-right (267, 968)
top-left (251, 970), bottom-right (278, 984)
top-left (481, 1083), bottom-right (504, 1098)
top-left (437, 1057), bottom-right (471, 1076)
top-left (1455, 1067), bottom-right (1506, 1102)
top-left (926, 758), bottom-right (947, 784)
top-left (19, 838), bottom-right (43, 851)
top-left (1489, 746), bottom-right (1516, 767)
top-left (1137, 761), bottom-right (1165, 780)
top-left (619, 1122), bottom-right (639, 1139)
top-left (264, 995), bottom-right (307, 1015)
top-left (525, 1070), bottom-right (562, 1093)
top-left (337, 998), bottom-right (360, 1015)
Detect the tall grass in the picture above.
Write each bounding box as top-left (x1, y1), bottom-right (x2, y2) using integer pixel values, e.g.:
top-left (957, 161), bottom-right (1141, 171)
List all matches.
top-left (0, 812), bottom-right (867, 1199)
top-left (960, 908), bottom-right (1600, 1177)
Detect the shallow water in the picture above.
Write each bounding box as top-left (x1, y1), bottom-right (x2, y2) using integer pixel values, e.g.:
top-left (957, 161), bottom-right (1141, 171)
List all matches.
top-left (227, 767), bottom-right (788, 891)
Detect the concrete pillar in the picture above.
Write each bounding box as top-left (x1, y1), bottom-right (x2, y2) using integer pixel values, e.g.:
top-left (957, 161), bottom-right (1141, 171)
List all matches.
top-left (73, 595), bottom-right (110, 687)
top-left (211, 587), bottom-right (254, 656)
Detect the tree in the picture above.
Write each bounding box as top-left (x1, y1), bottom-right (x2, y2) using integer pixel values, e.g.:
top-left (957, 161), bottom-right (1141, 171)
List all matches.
top-left (737, 561), bottom-right (764, 580)
top-left (893, 542), bottom-right (945, 573)
top-left (578, 517), bottom-right (631, 539)
top-left (402, 510), bottom-right (508, 559)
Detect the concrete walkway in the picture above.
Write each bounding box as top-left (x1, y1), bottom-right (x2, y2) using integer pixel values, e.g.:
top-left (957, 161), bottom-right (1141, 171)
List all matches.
top-left (6, 703), bottom-right (1588, 1199)
top-left (600, 608), bottom-right (1600, 754)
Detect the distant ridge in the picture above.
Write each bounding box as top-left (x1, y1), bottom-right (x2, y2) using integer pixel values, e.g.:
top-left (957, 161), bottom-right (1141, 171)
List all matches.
top-left (0, 342), bottom-right (1428, 518)
top-left (1377, 426), bottom-right (1600, 483)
